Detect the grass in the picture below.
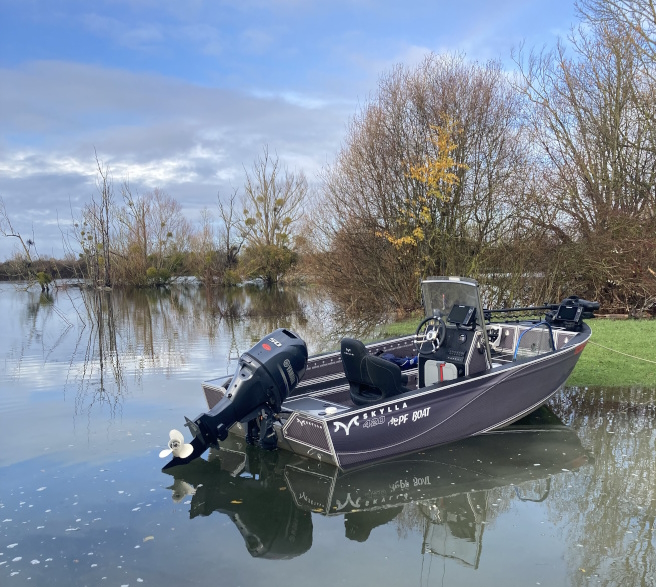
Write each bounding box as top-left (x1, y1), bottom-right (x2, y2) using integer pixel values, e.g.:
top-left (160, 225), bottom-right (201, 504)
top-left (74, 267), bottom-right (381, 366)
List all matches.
top-left (381, 314), bottom-right (422, 337)
top-left (381, 316), bottom-right (656, 388)
top-left (567, 319), bottom-right (656, 387)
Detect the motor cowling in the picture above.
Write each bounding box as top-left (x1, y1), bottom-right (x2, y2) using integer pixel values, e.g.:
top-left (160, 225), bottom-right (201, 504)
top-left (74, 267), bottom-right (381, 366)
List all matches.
top-left (165, 328), bottom-right (308, 467)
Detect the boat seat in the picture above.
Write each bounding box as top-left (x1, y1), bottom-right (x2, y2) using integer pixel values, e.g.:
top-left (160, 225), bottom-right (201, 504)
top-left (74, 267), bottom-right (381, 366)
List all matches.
top-left (340, 338), bottom-right (411, 406)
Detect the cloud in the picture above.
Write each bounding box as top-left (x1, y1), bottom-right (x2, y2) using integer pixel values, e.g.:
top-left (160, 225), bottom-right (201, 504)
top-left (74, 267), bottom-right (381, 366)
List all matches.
top-left (0, 60), bottom-right (353, 259)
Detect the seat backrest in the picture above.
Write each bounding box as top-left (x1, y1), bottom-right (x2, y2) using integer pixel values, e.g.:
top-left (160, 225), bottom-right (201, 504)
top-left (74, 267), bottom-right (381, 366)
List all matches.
top-left (366, 354), bottom-right (407, 395)
top-left (340, 337), bottom-right (371, 387)
top-left (340, 337), bottom-right (409, 406)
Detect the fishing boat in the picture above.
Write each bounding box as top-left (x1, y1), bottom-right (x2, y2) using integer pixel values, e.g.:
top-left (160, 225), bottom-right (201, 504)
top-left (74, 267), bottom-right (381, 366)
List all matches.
top-left (162, 409), bottom-right (590, 561)
top-left (160, 276), bottom-right (598, 470)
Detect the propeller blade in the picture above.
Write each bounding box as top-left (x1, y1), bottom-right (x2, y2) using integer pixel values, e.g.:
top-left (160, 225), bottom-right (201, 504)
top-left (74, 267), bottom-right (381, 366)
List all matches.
top-left (161, 434), bottom-right (209, 471)
top-left (167, 479), bottom-right (197, 503)
top-left (171, 429), bottom-right (193, 458)
top-left (160, 428), bottom-right (194, 460)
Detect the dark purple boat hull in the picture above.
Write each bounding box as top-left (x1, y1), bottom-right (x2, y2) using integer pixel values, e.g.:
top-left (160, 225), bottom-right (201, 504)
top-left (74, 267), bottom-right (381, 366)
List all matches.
top-left (324, 339), bottom-right (586, 468)
top-left (203, 325), bottom-right (590, 469)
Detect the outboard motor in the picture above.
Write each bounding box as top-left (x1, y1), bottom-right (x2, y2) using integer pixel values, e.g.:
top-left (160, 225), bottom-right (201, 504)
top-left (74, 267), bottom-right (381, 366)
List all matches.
top-left (161, 328), bottom-right (308, 469)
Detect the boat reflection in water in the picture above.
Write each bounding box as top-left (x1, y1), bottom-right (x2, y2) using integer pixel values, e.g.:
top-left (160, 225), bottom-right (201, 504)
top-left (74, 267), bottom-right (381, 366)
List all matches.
top-left (163, 406), bottom-right (590, 564)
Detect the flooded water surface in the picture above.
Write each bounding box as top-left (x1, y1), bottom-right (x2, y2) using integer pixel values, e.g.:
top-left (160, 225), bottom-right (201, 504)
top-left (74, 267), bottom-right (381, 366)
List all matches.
top-left (1, 283), bottom-right (654, 586)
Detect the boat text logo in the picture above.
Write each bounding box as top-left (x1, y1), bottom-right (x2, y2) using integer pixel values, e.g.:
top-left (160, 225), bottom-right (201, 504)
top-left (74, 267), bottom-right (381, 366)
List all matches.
top-left (333, 416), bottom-right (359, 436)
top-left (335, 493), bottom-right (361, 511)
top-left (297, 417), bottom-right (322, 431)
top-left (363, 416), bottom-right (385, 429)
top-left (283, 358), bottom-right (296, 385)
top-left (333, 402), bottom-right (411, 435)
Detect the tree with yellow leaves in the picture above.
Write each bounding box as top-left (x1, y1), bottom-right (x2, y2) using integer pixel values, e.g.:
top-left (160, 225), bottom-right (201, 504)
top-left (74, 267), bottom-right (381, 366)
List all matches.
top-left (379, 121), bottom-right (466, 278)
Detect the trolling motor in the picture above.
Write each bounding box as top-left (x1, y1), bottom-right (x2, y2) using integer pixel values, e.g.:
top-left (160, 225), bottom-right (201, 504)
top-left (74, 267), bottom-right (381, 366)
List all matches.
top-left (161, 328), bottom-right (308, 469)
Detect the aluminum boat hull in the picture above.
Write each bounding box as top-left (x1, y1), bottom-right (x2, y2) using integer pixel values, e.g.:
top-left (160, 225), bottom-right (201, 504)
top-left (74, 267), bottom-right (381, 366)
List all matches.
top-left (202, 323), bottom-right (590, 469)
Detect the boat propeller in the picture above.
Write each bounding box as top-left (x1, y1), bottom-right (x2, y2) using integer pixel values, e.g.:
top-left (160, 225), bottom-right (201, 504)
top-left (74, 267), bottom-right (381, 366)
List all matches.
top-left (159, 429), bottom-right (194, 459)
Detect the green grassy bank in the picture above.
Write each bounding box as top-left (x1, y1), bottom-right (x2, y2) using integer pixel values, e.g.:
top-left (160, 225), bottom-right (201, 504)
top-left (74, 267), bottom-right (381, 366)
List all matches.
top-left (382, 317), bottom-right (656, 388)
top-left (567, 319), bottom-right (656, 387)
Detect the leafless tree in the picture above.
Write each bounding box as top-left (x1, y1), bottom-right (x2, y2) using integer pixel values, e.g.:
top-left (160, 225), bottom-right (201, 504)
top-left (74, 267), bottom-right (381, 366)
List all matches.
top-left (217, 188), bottom-right (243, 271)
top-left (238, 146), bottom-right (307, 284)
top-left (71, 155), bottom-right (115, 288)
top-left (578, 0), bottom-right (656, 83)
top-left (513, 13), bottom-right (656, 311)
top-left (0, 196), bottom-right (37, 264)
top-left (113, 186), bottom-right (191, 285)
top-left (241, 146), bottom-right (307, 248)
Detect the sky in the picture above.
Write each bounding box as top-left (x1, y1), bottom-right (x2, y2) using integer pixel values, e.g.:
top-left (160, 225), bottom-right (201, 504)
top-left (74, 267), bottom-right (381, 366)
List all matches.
top-left (0, 0), bottom-right (579, 261)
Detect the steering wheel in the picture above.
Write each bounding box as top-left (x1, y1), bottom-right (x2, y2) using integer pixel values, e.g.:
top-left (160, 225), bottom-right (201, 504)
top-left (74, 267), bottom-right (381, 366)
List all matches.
top-left (414, 316), bottom-right (446, 356)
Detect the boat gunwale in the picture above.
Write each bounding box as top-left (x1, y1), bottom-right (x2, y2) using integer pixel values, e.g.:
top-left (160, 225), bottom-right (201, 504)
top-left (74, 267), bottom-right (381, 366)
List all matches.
top-left (202, 322), bottom-right (590, 420)
top-left (295, 322), bottom-right (591, 423)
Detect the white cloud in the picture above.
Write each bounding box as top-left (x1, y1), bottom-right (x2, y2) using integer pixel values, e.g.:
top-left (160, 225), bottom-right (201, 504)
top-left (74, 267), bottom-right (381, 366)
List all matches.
top-left (0, 60), bottom-right (353, 259)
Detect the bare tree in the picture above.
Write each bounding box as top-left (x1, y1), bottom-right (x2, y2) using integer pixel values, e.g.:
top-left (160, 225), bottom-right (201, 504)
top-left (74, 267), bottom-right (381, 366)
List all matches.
top-left (514, 22), bottom-right (656, 238)
top-left (217, 188), bottom-right (243, 271)
top-left (239, 146), bottom-right (307, 284)
top-left (241, 146), bottom-right (307, 248)
top-left (114, 186), bottom-right (191, 285)
top-left (578, 0), bottom-right (656, 83)
top-left (95, 153), bottom-right (113, 288)
top-left (0, 196), bottom-right (51, 287)
top-left (513, 10), bottom-right (656, 311)
top-left (0, 196), bottom-right (37, 264)
top-left (68, 155), bottom-right (115, 288)
top-left (188, 207), bottom-right (217, 284)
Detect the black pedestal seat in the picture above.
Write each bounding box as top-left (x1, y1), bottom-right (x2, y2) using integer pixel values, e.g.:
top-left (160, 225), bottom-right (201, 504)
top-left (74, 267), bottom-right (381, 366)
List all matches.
top-left (340, 337), bottom-right (412, 406)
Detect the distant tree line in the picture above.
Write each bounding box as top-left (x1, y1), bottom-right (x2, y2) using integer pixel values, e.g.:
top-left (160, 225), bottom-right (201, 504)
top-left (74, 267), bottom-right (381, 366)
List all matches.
top-left (1, 146), bottom-right (308, 289)
top-left (1, 0), bottom-right (655, 315)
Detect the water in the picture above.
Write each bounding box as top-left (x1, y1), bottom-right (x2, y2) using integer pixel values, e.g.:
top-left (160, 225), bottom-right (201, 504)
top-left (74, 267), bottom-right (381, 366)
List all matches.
top-left (0, 282), bottom-right (654, 586)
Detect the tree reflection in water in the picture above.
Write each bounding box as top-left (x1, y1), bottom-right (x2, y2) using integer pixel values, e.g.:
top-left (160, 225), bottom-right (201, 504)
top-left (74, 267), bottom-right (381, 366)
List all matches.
top-left (549, 387), bottom-right (656, 586)
top-left (14, 283), bottom-right (364, 420)
top-left (74, 288), bottom-right (124, 418)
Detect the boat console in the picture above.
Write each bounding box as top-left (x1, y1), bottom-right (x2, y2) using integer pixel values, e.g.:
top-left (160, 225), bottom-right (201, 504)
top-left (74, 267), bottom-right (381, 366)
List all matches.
top-left (417, 277), bottom-right (491, 387)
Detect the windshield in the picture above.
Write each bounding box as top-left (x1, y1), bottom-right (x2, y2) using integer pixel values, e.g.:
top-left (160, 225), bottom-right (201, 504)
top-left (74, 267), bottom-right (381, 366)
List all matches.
top-left (420, 276), bottom-right (491, 370)
top-left (421, 277), bottom-right (481, 317)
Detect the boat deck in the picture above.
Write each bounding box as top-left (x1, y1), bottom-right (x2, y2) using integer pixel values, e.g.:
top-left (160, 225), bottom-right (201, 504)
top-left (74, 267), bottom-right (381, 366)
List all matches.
top-left (202, 321), bottom-right (579, 422)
